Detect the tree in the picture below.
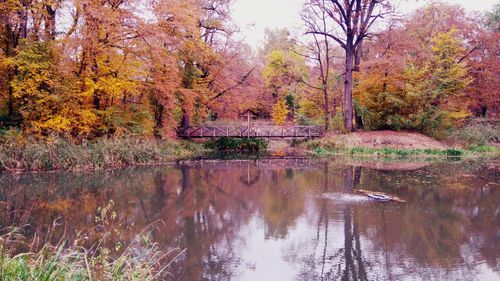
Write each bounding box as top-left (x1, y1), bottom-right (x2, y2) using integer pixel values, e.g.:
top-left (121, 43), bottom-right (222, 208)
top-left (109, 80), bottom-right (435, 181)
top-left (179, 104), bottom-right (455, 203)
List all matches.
top-left (355, 29), bottom-right (471, 134)
top-left (301, 0), bottom-right (336, 130)
top-left (304, 0), bottom-right (392, 131)
top-left (272, 98), bottom-right (289, 125)
top-left (261, 30), bottom-right (307, 122)
top-left (259, 28), bottom-right (296, 59)
top-left (6, 42), bottom-right (96, 136)
top-left (465, 8), bottom-right (500, 118)
top-left (262, 49), bottom-right (305, 100)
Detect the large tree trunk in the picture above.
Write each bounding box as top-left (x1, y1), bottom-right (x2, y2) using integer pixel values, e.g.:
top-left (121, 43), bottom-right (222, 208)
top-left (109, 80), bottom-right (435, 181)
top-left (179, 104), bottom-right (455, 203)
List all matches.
top-left (354, 41), bottom-right (363, 72)
top-left (353, 42), bottom-right (364, 130)
top-left (344, 43), bottom-right (354, 132)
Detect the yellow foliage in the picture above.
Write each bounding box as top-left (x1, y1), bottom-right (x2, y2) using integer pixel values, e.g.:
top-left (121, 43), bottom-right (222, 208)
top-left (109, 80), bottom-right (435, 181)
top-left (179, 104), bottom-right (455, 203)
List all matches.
top-left (446, 110), bottom-right (471, 120)
top-left (272, 98), bottom-right (289, 125)
top-left (83, 53), bottom-right (143, 99)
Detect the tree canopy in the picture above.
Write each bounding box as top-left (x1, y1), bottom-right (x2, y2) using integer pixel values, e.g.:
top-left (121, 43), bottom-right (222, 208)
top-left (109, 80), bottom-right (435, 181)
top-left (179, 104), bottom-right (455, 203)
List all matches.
top-left (0, 1), bottom-right (497, 138)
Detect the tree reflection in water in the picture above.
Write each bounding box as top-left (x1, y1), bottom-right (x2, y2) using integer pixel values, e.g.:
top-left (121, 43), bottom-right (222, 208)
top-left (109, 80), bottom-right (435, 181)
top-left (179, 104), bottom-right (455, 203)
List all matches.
top-left (0, 159), bottom-right (498, 280)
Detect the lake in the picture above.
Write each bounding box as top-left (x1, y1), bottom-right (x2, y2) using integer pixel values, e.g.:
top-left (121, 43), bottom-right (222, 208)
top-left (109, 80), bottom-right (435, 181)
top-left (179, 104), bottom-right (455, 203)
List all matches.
top-left (0, 158), bottom-right (498, 280)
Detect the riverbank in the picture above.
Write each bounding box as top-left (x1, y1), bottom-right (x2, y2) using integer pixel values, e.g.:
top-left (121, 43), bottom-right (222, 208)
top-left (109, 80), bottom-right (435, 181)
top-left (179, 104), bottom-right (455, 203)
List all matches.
top-left (1, 130), bottom-right (498, 173)
top-left (0, 137), bottom-right (208, 173)
top-left (298, 131), bottom-right (500, 158)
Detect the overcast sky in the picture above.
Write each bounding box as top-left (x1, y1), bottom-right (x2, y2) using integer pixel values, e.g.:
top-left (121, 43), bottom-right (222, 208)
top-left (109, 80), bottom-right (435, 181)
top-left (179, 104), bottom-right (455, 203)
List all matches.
top-left (231, 0), bottom-right (498, 49)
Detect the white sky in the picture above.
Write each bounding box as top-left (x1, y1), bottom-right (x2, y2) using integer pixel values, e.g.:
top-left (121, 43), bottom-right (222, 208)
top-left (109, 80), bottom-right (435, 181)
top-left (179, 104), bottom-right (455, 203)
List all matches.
top-left (231, 0), bottom-right (498, 49)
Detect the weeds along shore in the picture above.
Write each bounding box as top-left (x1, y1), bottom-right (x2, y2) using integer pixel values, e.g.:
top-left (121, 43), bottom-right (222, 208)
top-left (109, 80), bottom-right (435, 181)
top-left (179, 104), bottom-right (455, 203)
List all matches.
top-left (0, 136), bottom-right (208, 173)
top-left (0, 136), bottom-right (269, 173)
top-left (0, 200), bottom-right (183, 280)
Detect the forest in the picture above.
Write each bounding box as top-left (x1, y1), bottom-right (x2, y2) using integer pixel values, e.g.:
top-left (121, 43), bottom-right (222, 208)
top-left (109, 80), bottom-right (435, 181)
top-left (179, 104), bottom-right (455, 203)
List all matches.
top-left (0, 0), bottom-right (498, 140)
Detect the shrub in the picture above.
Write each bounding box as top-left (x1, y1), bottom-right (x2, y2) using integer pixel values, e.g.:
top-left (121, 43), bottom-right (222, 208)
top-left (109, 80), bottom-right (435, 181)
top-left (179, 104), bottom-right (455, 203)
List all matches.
top-left (204, 137), bottom-right (268, 152)
top-left (444, 149), bottom-right (463, 156)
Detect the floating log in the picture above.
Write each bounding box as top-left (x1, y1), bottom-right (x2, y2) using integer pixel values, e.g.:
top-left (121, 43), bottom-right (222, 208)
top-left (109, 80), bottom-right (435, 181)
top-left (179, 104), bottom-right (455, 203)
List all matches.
top-left (354, 189), bottom-right (406, 203)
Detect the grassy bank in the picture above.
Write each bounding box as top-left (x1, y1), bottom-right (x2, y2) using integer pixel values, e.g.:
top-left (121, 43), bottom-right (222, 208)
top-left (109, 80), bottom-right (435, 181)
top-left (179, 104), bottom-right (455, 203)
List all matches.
top-left (308, 145), bottom-right (498, 158)
top-left (301, 133), bottom-right (499, 159)
top-left (0, 137), bottom-right (208, 173)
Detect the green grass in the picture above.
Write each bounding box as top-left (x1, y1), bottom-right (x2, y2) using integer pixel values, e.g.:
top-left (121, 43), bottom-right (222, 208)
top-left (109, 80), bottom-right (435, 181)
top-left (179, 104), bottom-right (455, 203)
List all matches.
top-left (312, 146), bottom-right (465, 157)
top-left (306, 142), bottom-right (498, 159)
top-left (0, 136), bottom-right (208, 172)
top-left (0, 238), bottom-right (179, 281)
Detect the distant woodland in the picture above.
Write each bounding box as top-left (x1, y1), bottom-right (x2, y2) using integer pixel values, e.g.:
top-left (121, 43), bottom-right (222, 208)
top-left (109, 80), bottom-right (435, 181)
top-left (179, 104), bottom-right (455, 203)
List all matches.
top-left (0, 0), bottom-right (498, 139)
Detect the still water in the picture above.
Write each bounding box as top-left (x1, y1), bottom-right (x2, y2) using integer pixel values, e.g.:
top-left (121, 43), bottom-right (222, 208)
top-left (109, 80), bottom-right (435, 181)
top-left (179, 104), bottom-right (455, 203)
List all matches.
top-left (0, 158), bottom-right (499, 281)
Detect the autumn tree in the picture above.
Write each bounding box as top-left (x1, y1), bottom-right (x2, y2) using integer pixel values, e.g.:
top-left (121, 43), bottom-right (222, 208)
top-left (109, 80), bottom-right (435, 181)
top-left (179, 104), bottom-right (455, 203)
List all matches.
top-left (356, 29), bottom-right (471, 134)
top-left (301, 0), bottom-right (338, 130)
top-left (304, 0), bottom-right (392, 131)
top-left (272, 98), bottom-right (289, 125)
top-left (465, 6), bottom-right (500, 117)
top-left (261, 29), bottom-right (307, 122)
top-left (0, 0), bottom-right (65, 120)
top-left (5, 42), bottom-right (96, 136)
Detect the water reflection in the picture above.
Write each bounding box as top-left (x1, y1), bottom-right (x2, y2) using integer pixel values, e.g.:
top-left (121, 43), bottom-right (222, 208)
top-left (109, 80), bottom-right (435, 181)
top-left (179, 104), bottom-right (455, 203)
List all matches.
top-left (0, 159), bottom-right (498, 280)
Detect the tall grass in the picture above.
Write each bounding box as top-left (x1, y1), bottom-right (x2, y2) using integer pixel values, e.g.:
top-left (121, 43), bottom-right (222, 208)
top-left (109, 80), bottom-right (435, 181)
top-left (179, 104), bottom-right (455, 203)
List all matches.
top-left (447, 120), bottom-right (499, 146)
top-left (0, 136), bottom-right (207, 172)
top-left (0, 201), bottom-right (184, 281)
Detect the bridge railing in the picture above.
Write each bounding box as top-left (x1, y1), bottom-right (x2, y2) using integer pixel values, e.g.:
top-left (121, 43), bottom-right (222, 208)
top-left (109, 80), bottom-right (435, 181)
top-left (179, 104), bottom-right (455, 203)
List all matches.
top-left (178, 125), bottom-right (324, 138)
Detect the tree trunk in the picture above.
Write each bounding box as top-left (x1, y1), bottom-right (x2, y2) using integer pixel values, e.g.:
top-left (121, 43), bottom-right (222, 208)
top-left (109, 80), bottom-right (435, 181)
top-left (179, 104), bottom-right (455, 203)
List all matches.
top-left (154, 100), bottom-right (164, 138)
top-left (353, 42), bottom-right (364, 130)
top-left (6, 71), bottom-right (14, 117)
top-left (354, 108), bottom-right (363, 129)
top-left (323, 87), bottom-right (330, 130)
top-left (19, 8), bottom-right (28, 40)
top-left (354, 41), bottom-right (363, 72)
top-left (45, 5), bottom-right (57, 40)
top-left (344, 44), bottom-right (354, 132)
top-left (181, 110), bottom-right (190, 128)
top-left (91, 57), bottom-right (101, 110)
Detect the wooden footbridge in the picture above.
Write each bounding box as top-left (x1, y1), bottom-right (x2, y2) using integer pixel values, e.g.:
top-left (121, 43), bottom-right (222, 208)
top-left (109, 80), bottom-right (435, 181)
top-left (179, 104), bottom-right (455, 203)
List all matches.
top-left (178, 125), bottom-right (324, 139)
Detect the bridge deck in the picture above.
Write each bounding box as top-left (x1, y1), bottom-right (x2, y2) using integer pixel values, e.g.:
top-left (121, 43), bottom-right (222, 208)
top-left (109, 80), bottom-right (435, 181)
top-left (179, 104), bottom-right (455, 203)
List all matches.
top-left (178, 125), bottom-right (324, 138)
